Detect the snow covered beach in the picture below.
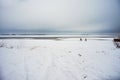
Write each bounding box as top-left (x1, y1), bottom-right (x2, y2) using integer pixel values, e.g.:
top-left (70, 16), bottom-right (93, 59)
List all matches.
top-left (0, 37), bottom-right (120, 80)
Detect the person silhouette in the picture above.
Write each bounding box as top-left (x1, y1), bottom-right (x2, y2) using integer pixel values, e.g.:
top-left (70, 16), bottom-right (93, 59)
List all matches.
top-left (80, 38), bottom-right (82, 41)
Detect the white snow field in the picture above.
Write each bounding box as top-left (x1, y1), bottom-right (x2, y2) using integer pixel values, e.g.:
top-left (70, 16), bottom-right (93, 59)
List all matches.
top-left (0, 38), bottom-right (120, 80)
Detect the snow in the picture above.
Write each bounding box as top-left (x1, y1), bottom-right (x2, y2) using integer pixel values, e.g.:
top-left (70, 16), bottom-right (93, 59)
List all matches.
top-left (0, 38), bottom-right (120, 80)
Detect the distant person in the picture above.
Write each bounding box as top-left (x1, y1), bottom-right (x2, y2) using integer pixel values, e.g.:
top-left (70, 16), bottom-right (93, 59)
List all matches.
top-left (80, 38), bottom-right (82, 41)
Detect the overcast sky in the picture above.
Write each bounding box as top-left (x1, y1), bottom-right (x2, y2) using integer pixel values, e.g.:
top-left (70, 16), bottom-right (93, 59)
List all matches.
top-left (0, 0), bottom-right (120, 34)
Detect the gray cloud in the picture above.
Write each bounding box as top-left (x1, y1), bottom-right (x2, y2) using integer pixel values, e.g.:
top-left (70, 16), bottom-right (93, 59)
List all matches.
top-left (0, 0), bottom-right (120, 34)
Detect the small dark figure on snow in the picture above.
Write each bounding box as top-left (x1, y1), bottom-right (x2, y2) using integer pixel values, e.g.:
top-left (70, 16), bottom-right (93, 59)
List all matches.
top-left (80, 38), bottom-right (82, 41)
top-left (85, 38), bottom-right (87, 41)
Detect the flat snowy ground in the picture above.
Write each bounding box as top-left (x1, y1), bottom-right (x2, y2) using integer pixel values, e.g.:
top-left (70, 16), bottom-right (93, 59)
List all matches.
top-left (0, 38), bottom-right (120, 80)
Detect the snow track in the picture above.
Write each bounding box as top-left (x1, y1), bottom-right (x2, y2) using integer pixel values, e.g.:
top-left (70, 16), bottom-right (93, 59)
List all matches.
top-left (0, 38), bottom-right (120, 80)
